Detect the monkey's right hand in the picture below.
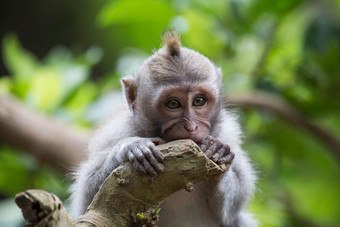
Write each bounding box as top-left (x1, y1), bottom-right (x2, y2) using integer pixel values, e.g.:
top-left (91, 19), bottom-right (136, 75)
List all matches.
top-left (125, 137), bottom-right (165, 176)
top-left (198, 136), bottom-right (235, 165)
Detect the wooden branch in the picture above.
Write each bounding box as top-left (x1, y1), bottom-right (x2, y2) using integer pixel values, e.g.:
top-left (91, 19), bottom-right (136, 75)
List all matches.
top-left (15, 140), bottom-right (227, 227)
top-left (14, 189), bottom-right (74, 227)
top-left (226, 90), bottom-right (340, 160)
top-left (0, 94), bottom-right (89, 173)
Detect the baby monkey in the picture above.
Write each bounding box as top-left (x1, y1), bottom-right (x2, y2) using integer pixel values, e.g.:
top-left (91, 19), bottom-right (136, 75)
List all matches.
top-left (70, 32), bottom-right (256, 227)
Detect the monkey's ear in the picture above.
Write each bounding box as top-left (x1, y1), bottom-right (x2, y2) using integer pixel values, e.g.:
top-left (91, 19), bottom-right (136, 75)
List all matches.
top-left (215, 66), bottom-right (222, 79)
top-left (215, 67), bottom-right (223, 90)
top-left (121, 77), bottom-right (137, 111)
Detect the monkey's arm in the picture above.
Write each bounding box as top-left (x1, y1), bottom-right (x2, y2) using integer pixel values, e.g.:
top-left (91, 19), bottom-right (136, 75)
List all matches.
top-left (208, 146), bottom-right (256, 226)
top-left (70, 136), bottom-right (164, 217)
top-left (69, 146), bottom-right (121, 217)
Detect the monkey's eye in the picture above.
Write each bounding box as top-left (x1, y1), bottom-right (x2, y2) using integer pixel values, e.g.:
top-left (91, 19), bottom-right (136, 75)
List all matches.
top-left (166, 99), bottom-right (181, 109)
top-left (193, 97), bottom-right (206, 107)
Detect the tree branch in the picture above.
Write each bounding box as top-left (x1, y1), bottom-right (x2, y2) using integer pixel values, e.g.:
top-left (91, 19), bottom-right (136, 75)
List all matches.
top-left (15, 140), bottom-right (227, 227)
top-left (0, 94), bottom-right (89, 173)
top-left (226, 90), bottom-right (340, 160)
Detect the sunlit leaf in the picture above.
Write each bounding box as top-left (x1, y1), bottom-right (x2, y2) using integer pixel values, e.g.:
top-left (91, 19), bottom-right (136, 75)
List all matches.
top-left (181, 10), bottom-right (225, 57)
top-left (0, 148), bottom-right (36, 196)
top-left (98, 0), bottom-right (174, 26)
top-left (26, 67), bottom-right (63, 112)
top-left (2, 34), bottom-right (38, 81)
top-left (0, 77), bottom-right (12, 94)
top-left (61, 82), bottom-right (98, 126)
top-left (59, 64), bottom-right (90, 97)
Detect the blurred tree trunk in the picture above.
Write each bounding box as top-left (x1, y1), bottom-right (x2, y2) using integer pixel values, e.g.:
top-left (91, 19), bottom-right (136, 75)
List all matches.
top-left (0, 94), bottom-right (89, 173)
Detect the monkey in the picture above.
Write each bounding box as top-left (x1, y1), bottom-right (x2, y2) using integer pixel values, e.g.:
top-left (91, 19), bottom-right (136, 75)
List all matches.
top-left (69, 31), bottom-right (257, 227)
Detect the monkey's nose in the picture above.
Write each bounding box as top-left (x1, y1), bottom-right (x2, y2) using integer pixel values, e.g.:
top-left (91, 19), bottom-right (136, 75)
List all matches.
top-left (184, 123), bottom-right (198, 132)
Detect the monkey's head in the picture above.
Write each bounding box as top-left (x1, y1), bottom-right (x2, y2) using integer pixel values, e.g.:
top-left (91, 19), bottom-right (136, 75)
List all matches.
top-left (121, 31), bottom-right (222, 144)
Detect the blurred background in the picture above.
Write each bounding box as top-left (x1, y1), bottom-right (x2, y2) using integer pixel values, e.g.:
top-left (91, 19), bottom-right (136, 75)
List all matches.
top-left (0, 0), bottom-right (340, 226)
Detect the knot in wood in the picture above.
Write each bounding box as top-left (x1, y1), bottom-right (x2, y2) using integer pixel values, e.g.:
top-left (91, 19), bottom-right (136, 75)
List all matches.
top-left (185, 182), bottom-right (195, 192)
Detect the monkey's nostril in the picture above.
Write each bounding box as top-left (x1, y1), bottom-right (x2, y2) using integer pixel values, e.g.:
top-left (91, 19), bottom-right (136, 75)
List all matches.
top-left (184, 124), bottom-right (198, 132)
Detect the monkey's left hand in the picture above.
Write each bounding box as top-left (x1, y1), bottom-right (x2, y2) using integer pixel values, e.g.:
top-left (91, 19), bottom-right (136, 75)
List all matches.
top-left (198, 136), bottom-right (235, 165)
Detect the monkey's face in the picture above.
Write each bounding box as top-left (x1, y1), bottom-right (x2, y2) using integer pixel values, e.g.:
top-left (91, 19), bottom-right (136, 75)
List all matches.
top-left (155, 84), bottom-right (218, 144)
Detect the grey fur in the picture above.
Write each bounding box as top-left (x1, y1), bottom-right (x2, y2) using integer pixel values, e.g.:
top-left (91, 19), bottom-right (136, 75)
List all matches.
top-left (69, 37), bottom-right (257, 226)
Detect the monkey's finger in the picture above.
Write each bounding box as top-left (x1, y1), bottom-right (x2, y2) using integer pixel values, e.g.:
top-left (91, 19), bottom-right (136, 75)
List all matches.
top-left (204, 142), bottom-right (219, 158)
top-left (131, 147), bottom-right (153, 173)
top-left (134, 148), bottom-right (147, 163)
top-left (200, 136), bottom-right (214, 152)
top-left (149, 146), bottom-right (164, 163)
top-left (144, 140), bottom-right (164, 162)
top-left (206, 140), bottom-right (223, 160)
top-left (204, 149), bottom-right (214, 158)
top-left (211, 151), bottom-right (221, 162)
top-left (224, 144), bottom-right (231, 154)
top-left (151, 137), bottom-right (166, 145)
top-left (127, 151), bottom-right (147, 174)
top-left (211, 144), bottom-right (230, 162)
top-left (227, 151), bottom-right (235, 164)
top-left (143, 148), bottom-right (164, 173)
top-left (141, 158), bottom-right (158, 176)
top-left (216, 157), bottom-right (227, 164)
top-left (200, 143), bottom-right (208, 152)
top-left (218, 151), bottom-right (235, 165)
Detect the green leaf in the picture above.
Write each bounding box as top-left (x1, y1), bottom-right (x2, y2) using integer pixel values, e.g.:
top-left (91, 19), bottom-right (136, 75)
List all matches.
top-left (97, 0), bottom-right (175, 49)
top-left (0, 148), bottom-right (35, 196)
top-left (181, 10), bottom-right (225, 58)
top-left (26, 67), bottom-right (63, 112)
top-left (137, 213), bottom-right (147, 219)
top-left (61, 82), bottom-right (98, 126)
top-left (266, 7), bottom-right (313, 88)
top-left (2, 34), bottom-right (38, 81)
top-left (98, 0), bottom-right (174, 26)
top-left (0, 77), bottom-right (12, 94)
top-left (155, 207), bottom-right (161, 214)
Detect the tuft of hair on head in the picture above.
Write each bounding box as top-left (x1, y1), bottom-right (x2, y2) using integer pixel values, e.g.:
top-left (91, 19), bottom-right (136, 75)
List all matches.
top-left (163, 31), bottom-right (181, 57)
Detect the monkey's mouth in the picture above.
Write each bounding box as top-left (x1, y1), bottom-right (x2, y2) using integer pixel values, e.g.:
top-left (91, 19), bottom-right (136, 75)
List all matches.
top-left (161, 122), bottom-right (209, 144)
top-left (162, 132), bottom-right (204, 145)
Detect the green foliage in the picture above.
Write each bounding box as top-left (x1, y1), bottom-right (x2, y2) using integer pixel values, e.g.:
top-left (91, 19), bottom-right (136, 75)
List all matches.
top-left (0, 146), bottom-right (69, 200)
top-left (99, 0), bottom-right (174, 26)
top-left (1, 35), bottom-right (102, 126)
top-left (137, 213), bottom-right (147, 220)
top-left (98, 0), bottom-right (175, 51)
top-left (1, 0), bottom-right (340, 226)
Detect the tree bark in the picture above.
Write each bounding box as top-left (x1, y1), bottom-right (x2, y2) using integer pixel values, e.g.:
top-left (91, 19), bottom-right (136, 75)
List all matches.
top-left (15, 140), bottom-right (227, 227)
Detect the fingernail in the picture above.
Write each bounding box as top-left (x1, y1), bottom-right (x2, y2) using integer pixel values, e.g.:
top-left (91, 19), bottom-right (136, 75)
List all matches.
top-left (149, 170), bottom-right (157, 176)
top-left (141, 169), bottom-right (146, 174)
top-left (159, 154), bottom-right (164, 162)
top-left (158, 164), bottom-right (165, 172)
